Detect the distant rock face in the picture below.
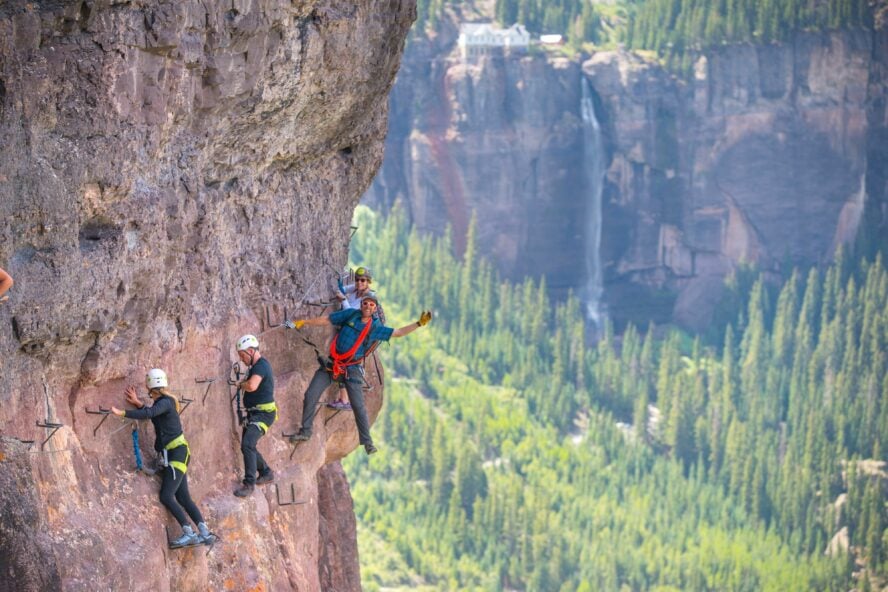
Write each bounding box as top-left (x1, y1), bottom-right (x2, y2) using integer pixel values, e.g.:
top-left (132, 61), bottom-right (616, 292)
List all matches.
top-left (587, 30), bottom-right (884, 329)
top-left (367, 28), bottom-right (888, 329)
top-left (0, 1), bottom-right (413, 591)
top-left (369, 43), bottom-right (588, 296)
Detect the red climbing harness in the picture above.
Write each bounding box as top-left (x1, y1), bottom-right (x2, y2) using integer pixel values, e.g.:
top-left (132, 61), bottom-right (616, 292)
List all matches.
top-left (328, 316), bottom-right (373, 380)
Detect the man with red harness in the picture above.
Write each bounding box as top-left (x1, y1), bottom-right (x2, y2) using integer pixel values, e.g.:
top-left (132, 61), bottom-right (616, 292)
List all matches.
top-left (285, 294), bottom-right (432, 454)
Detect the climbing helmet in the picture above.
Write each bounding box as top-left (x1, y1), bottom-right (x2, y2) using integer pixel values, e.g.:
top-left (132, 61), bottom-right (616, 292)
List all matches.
top-left (146, 368), bottom-right (169, 390)
top-left (236, 334), bottom-right (260, 352)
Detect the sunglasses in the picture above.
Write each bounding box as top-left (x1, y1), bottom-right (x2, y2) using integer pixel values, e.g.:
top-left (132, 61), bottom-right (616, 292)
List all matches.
top-left (356, 278), bottom-right (369, 283)
top-left (361, 300), bottom-right (377, 306)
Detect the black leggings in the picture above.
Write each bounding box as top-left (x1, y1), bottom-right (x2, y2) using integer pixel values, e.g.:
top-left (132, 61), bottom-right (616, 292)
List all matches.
top-left (158, 466), bottom-right (204, 527)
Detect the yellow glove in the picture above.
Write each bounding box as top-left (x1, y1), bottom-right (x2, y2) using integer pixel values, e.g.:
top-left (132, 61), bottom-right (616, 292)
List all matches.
top-left (417, 311), bottom-right (432, 327)
top-left (285, 320), bottom-right (305, 330)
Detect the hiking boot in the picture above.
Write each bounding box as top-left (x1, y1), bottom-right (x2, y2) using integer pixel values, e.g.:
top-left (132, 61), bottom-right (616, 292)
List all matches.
top-left (337, 401), bottom-right (352, 410)
top-left (233, 483), bottom-right (255, 497)
top-left (288, 430), bottom-right (311, 443)
top-left (171, 525), bottom-right (200, 548)
top-left (256, 470), bottom-right (275, 485)
top-left (364, 443), bottom-right (378, 455)
top-left (197, 522), bottom-right (218, 545)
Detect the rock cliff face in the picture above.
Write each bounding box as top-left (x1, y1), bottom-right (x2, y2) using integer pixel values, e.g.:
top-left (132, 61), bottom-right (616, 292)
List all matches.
top-left (368, 35), bottom-right (588, 296)
top-left (0, 1), bottom-right (414, 591)
top-left (367, 26), bottom-right (888, 329)
top-left (587, 29), bottom-right (887, 328)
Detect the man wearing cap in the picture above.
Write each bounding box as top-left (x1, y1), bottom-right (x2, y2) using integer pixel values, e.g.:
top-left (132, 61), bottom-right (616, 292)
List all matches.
top-left (285, 295), bottom-right (432, 454)
top-left (233, 334), bottom-right (277, 497)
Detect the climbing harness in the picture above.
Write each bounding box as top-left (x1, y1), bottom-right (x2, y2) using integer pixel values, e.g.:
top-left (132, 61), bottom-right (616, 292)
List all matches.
top-left (162, 433), bottom-right (190, 477)
top-left (327, 311), bottom-right (373, 380)
top-left (245, 401), bottom-right (278, 435)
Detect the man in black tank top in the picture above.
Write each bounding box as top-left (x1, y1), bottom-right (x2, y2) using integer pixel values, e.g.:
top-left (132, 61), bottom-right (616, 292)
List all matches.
top-left (233, 334), bottom-right (277, 498)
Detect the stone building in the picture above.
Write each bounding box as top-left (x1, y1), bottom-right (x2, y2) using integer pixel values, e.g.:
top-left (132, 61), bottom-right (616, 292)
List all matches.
top-left (458, 23), bottom-right (530, 57)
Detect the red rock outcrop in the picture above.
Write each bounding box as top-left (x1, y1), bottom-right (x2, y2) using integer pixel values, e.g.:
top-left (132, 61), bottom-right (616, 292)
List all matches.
top-left (0, 1), bottom-right (414, 590)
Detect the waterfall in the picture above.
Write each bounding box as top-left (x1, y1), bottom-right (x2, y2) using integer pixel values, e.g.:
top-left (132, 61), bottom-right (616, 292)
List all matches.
top-left (581, 77), bottom-right (605, 329)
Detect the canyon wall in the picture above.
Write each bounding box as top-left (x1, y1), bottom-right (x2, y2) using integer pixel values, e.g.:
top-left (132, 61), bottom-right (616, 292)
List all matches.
top-left (367, 24), bottom-right (888, 329)
top-left (0, 0), bottom-right (414, 590)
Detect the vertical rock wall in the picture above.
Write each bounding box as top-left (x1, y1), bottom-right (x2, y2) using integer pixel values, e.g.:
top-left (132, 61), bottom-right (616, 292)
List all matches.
top-left (0, 1), bottom-right (414, 590)
top-left (368, 42), bottom-right (587, 296)
top-left (586, 30), bottom-right (885, 328)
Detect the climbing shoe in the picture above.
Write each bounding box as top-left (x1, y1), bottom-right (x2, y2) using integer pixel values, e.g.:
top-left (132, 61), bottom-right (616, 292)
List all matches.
top-left (170, 525), bottom-right (201, 548)
top-left (289, 430), bottom-right (311, 443)
top-left (364, 443), bottom-right (378, 455)
top-left (256, 470), bottom-right (275, 485)
top-left (233, 483), bottom-right (255, 497)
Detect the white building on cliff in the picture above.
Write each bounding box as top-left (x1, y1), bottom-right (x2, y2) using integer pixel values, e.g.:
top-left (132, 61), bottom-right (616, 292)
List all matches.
top-left (458, 23), bottom-right (530, 57)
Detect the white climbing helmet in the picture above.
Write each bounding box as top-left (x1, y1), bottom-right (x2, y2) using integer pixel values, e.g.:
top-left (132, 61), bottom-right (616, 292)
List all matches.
top-left (146, 368), bottom-right (168, 390)
top-left (236, 334), bottom-right (259, 352)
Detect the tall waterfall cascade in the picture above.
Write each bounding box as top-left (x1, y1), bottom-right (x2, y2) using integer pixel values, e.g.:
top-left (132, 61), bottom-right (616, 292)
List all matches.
top-left (581, 78), bottom-right (606, 329)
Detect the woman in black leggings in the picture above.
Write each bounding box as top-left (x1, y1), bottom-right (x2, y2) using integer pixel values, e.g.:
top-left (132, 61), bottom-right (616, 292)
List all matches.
top-left (112, 368), bottom-right (215, 548)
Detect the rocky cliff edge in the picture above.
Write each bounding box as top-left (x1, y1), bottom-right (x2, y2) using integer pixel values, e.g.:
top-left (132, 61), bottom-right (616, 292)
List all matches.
top-left (0, 1), bottom-right (415, 590)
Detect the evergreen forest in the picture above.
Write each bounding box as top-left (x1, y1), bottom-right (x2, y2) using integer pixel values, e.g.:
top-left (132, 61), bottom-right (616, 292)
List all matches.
top-left (416, 0), bottom-right (875, 68)
top-left (343, 204), bottom-right (887, 591)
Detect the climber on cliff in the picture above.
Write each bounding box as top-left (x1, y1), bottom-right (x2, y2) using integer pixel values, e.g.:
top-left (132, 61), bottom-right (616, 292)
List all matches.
top-left (111, 369), bottom-right (216, 548)
top-left (285, 295), bottom-right (432, 455)
top-left (0, 266), bottom-right (13, 303)
top-left (336, 266), bottom-right (376, 311)
top-left (328, 266), bottom-right (382, 410)
top-left (233, 334), bottom-right (277, 498)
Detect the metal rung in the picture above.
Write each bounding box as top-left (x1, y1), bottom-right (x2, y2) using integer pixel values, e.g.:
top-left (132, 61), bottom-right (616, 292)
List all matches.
top-left (324, 408), bottom-right (344, 426)
top-left (195, 378), bottom-right (216, 405)
top-left (282, 432), bottom-right (302, 460)
top-left (265, 305), bottom-right (288, 330)
top-left (35, 420), bottom-right (63, 450)
top-left (304, 300), bottom-right (338, 307)
top-left (275, 483), bottom-right (306, 507)
top-left (0, 434), bottom-right (35, 457)
top-left (85, 406), bottom-right (112, 436)
top-left (179, 398), bottom-right (194, 415)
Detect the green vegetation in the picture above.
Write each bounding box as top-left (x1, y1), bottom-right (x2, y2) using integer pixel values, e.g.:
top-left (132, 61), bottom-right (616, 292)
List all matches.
top-left (495, 0), bottom-right (602, 44)
top-left (625, 0), bottom-right (873, 51)
top-left (414, 1), bottom-right (875, 69)
top-left (623, 0), bottom-right (875, 73)
top-left (344, 204), bottom-right (887, 591)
